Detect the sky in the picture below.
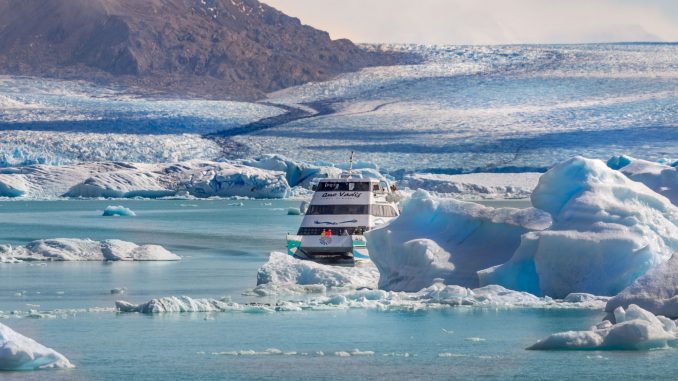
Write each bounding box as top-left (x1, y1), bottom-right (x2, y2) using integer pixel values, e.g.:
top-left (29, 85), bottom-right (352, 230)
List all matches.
top-left (264, 0), bottom-right (678, 45)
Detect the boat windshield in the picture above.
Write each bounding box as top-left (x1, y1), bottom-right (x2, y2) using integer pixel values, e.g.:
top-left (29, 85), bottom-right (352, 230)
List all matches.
top-left (306, 205), bottom-right (369, 215)
top-left (317, 182), bottom-right (371, 191)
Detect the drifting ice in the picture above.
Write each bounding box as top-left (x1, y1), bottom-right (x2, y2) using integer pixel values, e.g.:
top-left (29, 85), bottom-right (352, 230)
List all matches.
top-left (367, 190), bottom-right (551, 291)
top-left (102, 205), bottom-right (137, 217)
top-left (479, 157), bottom-right (678, 298)
top-left (528, 304), bottom-right (677, 350)
top-left (0, 322), bottom-right (74, 370)
top-left (0, 238), bottom-right (180, 262)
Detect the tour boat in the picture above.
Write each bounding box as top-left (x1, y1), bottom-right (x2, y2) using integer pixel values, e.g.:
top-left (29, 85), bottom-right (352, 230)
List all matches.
top-left (286, 155), bottom-right (400, 264)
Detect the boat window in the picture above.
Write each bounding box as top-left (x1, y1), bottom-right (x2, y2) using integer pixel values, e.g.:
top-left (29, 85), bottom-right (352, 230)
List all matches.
top-left (297, 227), bottom-right (369, 235)
top-left (318, 182), bottom-right (371, 191)
top-left (306, 205), bottom-right (369, 215)
top-left (370, 205), bottom-right (399, 217)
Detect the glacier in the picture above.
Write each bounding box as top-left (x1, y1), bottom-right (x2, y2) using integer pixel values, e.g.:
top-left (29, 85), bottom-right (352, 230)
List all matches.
top-left (479, 157), bottom-right (678, 298)
top-left (0, 161), bottom-right (289, 199)
top-left (0, 238), bottom-right (180, 262)
top-left (528, 304), bottom-right (677, 351)
top-left (0, 322), bottom-right (74, 370)
top-left (366, 190), bottom-right (551, 291)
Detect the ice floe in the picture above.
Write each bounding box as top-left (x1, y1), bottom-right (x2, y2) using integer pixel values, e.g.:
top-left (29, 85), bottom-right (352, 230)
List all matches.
top-left (0, 161), bottom-right (289, 199)
top-left (102, 205), bottom-right (136, 217)
top-left (528, 304), bottom-right (677, 350)
top-left (119, 282), bottom-right (608, 315)
top-left (367, 190), bottom-right (551, 291)
top-left (0, 238), bottom-right (180, 262)
top-left (479, 157), bottom-right (678, 298)
top-left (256, 251), bottom-right (379, 290)
top-left (0, 322), bottom-right (74, 370)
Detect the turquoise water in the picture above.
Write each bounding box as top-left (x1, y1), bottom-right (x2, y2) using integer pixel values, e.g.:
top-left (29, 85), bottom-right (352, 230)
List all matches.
top-left (1, 200), bottom-right (677, 380)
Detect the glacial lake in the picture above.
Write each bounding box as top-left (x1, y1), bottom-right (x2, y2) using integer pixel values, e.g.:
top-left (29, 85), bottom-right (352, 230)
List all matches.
top-left (1, 199), bottom-right (677, 381)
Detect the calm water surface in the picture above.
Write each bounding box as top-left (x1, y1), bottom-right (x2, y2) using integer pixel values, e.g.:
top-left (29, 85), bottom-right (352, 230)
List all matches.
top-left (1, 200), bottom-right (676, 380)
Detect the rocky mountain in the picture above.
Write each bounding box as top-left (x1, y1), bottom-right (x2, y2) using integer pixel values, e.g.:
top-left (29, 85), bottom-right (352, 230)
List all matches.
top-left (0, 0), bottom-right (406, 99)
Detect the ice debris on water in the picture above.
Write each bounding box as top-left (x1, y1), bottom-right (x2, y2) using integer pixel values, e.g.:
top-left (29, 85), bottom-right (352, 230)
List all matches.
top-left (102, 205), bottom-right (136, 217)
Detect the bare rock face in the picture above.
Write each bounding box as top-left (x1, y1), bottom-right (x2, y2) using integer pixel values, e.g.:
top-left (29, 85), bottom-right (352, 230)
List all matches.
top-left (0, 0), bottom-right (404, 99)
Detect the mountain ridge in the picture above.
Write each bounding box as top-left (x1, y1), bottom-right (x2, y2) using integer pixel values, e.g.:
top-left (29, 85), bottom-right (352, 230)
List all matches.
top-left (0, 0), bottom-right (408, 99)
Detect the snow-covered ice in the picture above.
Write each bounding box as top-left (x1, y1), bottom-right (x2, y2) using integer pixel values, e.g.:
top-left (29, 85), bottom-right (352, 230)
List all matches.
top-left (256, 252), bottom-right (379, 290)
top-left (608, 155), bottom-right (677, 205)
top-left (0, 322), bottom-right (74, 370)
top-left (367, 190), bottom-right (551, 291)
top-left (479, 157), bottom-right (678, 298)
top-left (399, 172), bottom-right (541, 199)
top-left (102, 205), bottom-right (137, 217)
top-left (528, 304), bottom-right (677, 350)
top-left (0, 238), bottom-right (180, 262)
top-left (0, 161), bottom-right (289, 199)
top-left (606, 253), bottom-right (678, 318)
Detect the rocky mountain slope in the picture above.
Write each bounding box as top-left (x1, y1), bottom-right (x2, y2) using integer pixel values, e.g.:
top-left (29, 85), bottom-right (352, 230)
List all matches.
top-left (0, 0), bottom-right (405, 99)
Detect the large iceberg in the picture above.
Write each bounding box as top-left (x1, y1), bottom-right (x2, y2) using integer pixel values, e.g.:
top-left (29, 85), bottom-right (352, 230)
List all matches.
top-left (480, 157), bottom-right (678, 298)
top-left (528, 304), bottom-right (677, 350)
top-left (606, 253), bottom-right (678, 318)
top-left (0, 161), bottom-right (289, 199)
top-left (0, 322), bottom-right (74, 370)
top-left (367, 190), bottom-right (551, 291)
top-left (243, 155), bottom-right (341, 188)
top-left (0, 238), bottom-right (180, 262)
top-left (256, 252), bottom-right (379, 289)
top-left (608, 155), bottom-right (677, 205)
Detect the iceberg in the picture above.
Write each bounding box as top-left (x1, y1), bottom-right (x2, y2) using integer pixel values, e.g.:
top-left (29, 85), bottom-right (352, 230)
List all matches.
top-left (256, 252), bottom-right (379, 289)
top-left (606, 253), bottom-right (678, 318)
top-left (0, 322), bottom-right (74, 370)
top-left (367, 190), bottom-right (551, 291)
top-left (116, 296), bottom-right (241, 313)
top-left (0, 161), bottom-right (289, 199)
top-left (0, 238), bottom-right (180, 262)
top-left (243, 154), bottom-right (341, 188)
top-left (102, 205), bottom-right (137, 217)
top-left (480, 157), bottom-right (678, 298)
top-left (608, 155), bottom-right (677, 205)
top-left (528, 304), bottom-right (677, 350)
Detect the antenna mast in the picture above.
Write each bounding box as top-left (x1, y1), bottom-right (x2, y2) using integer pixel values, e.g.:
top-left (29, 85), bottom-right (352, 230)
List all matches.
top-left (348, 151), bottom-right (354, 178)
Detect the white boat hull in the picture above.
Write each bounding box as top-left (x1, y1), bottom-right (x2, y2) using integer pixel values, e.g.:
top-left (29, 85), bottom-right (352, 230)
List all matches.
top-left (287, 234), bottom-right (369, 263)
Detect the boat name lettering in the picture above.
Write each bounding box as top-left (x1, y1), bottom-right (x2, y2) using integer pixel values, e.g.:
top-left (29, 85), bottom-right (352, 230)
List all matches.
top-left (321, 192), bottom-right (362, 198)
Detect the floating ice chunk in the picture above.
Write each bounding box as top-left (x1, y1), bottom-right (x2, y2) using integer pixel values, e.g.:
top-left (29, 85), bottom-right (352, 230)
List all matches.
top-left (244, 154), bottom-right (341, 188)
top-left (110, 288), bottom-right (127, 295)
top-left (480, 157), bottom-right (678, 298)
top-left (102, 205), bottom-right (137, 217)
top-left (606, 253), bottom-right (678, 318)
top-left (0, 322), bottom-right (74, 370)
top-left (367, 190), bottom-right (551, 291)
top-left (116, 296), bottom-right (275, 314)
top-left (287, 207), bottom-right (302, 215)
top-left (528, 304), bottom-right (678, 350)
top-left (607, 155), bottom-right (677, 205)
top-left (0, 238), bottom-right (180, 262)
top-left (256, 251), bottom-right (379, 289)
